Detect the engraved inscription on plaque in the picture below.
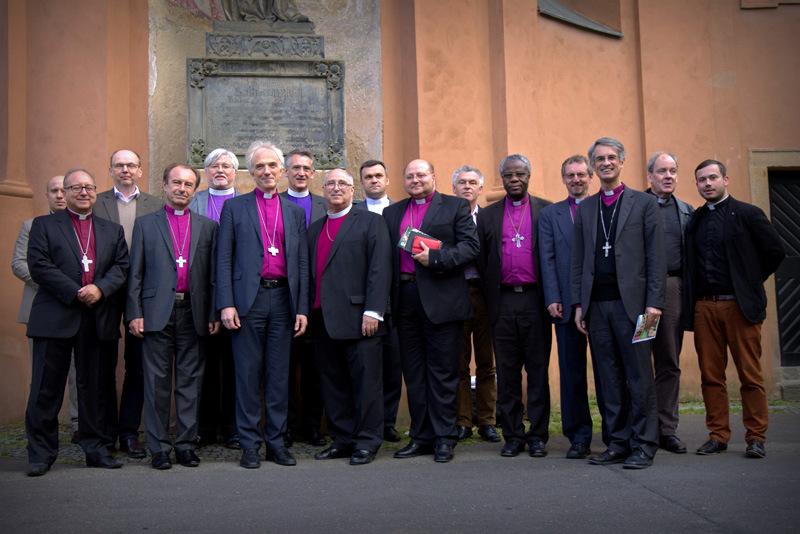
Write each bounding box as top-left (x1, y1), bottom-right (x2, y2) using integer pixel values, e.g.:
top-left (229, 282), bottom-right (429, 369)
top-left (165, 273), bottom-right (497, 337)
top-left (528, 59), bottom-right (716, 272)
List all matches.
top-left (187, 58), bottom-right (345, 169)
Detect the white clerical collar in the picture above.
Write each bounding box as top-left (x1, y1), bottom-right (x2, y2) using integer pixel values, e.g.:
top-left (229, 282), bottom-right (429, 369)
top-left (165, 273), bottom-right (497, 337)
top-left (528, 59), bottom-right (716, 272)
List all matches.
top-left (257, 188), bottom-right (276, 199)
top-left (707, 194), bottom-right (729, 210)
top-left (414, 198), bottom-right (428, 205)
top-left (113, 186), bottom-right (140, 203)
top-left (602, 189), bottom-right (617, 196)
top-left (68, 208), bottom-right (91, 220)
top-left (287, 188), bottom-right (309, 198)
top-left (209, 187), bottom-right (236, 196)
top-left (657, 197), bottom-right (667, 204)
top-left (173, 209), bottom-right (186, 215)
top-left (573, 197), bottom-right (584, 204)
top-left (366, 196), bottom-right (389, 206)
top-left (327, 204), bottom-right (352, 219)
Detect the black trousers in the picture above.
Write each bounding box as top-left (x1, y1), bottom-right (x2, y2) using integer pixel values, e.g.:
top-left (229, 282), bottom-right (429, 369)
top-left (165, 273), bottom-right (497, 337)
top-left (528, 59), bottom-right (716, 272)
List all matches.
top-left (287, 334), bottom-right (324, 435)
top-left (381, 326), bottom-right (403, 430)
top-left (198, 328), bottom-right (237, 441)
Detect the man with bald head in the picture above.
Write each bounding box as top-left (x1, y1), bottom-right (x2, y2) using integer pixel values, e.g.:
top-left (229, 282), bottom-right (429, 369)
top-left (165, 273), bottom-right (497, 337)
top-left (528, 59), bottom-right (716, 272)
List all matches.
top-left (94, 149), bottom-right (164, 459)
top-left (383, 159), bottom-right (479, 463)
top-left (25, 168), bottom-right (129, 475)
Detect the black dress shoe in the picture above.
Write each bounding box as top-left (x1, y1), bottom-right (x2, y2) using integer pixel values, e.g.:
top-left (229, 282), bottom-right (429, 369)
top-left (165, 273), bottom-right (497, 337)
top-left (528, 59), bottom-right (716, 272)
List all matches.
top-left (659, 435), bottom-right (687, 454)
top-left (434, 444), bottom-right (454, 463)
top-left (588, 448), bottom-right (627, 465)
top-left (350, 450), bottom-right (376, 465)
top-left (87, 456), bottom-right (123, 469)
top-left (478, 425), bottom-right (501, 443)
top-left (177, 449), bottom-right (201, 467)
top-left (528, 439), bottom-right (548, 458)
top-left (501, 440), bottom-right (526, 457)
top-left (696, 438), bottom-right (727, 455)
top-left (314, 446), bottom-right (353, 460)
top-left (623, 447), bottom-right (653, 469)
top-left (283, 432), bottom-right (294, 448)
top-left (566, 442), bottom-right (591, 459)
top-left (266, 446), bottom-right (297, 466)
top-left (27, 462), bottom-right (51, 477)
top-left (225, 434), bottom-right (241, 450)
top-left (393, 442), bottom-right (435, 458)
top-left (239, 448), bottom-right (261, 469)
top-left (745, 439), bottom-right (766, 458)
top-left (120, 436), bottom-right (147, 459)
top-left (384, 427), bottom-right (402, 442)
top-left (305, 430), bottom-right (328, 447)
top-left (151, 452), bottom-right (172, 470)
top-left (456, 426), bottom-right (473, 441)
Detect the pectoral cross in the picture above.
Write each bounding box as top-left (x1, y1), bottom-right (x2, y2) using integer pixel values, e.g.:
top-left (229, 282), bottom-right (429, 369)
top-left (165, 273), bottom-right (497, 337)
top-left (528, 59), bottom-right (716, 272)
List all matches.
top-left (176, 255), bottom-right (187, 268)
top-left (81, 254), bottom-right (93, 272)
top-left (512, 233), bottom-right (524, 248)
top-left (602, 241), bottom-right (612, 258)
top-left (268, 245), bottom-right (279, 257)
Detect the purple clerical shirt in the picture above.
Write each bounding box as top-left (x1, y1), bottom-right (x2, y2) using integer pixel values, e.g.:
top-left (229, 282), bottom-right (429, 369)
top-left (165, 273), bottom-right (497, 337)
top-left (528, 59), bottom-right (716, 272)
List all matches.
top-left (68, 210), bottom-right (96, 286)
top-left (314, 211), bottom-right (347, 309)
top-left (500, 196), bottom-right (536, 285)
top-left (206, 190), bottom-right (235, 224)
top-left (399, 193), bottom-right (434, 274)
top-left (286, 191), bottom-right (312, 228)
top-left (165, 206), bottom-right (191, 292)
top-left (256, 192), bottom-right (287, 279)
top-left (601, 183), bottom-right (625, 206)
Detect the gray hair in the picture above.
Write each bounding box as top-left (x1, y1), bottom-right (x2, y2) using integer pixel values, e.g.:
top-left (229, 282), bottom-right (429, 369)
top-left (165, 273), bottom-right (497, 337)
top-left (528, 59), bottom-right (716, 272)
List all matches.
top-left (588, 137), bottom-right (626, 162)
top-left (245, 140), bottom-right (284, 173)
top-left (646, 151), bottom-right (678, 174)
top-left (324, 168), bottom-right (354, 186)
top-left (64, 167), bottom-right (95, 186)
top-left (285, 149), bottom-right (315, 169)
top-left (204, 148), bottom-right (240, 171)
top-left (452, 165), bottom-right (484, 187)
top-left (499, 154), bottom-right (531, 176)
top-left (560, 155), bottom-right (593, 177)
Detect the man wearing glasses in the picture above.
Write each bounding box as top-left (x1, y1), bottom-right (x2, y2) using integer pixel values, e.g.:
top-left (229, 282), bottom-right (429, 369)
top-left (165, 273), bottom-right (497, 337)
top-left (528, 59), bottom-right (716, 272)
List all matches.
top-left (25, 168), bottom-right (129, 475)
top-left (94, 149), bottom-right (164, 460)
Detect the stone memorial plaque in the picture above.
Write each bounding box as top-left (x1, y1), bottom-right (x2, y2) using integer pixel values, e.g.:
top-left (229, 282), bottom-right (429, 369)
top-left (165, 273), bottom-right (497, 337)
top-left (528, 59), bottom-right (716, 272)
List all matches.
top-left (187, 57), bottom-right (344, 169)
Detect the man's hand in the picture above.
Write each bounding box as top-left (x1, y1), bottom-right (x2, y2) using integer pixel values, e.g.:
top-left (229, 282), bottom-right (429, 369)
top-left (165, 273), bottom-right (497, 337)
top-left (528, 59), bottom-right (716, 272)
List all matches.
top-left (208, 321), bottom-right (222, 335)
top-left (547, 302), bottom-right (563, 320)
top-left (129, 318), bottom-right (145, 338)
top-left (644, 306), bottom-right (662, 330)
top-left (412, 241), bottom-right (431, 267)
top-left (221, 307), bottom-right (241, 330)
top-left (362, 315), bottom-right (379, 337)
top-left (574, 307), bottom-right (588, 335)
top-left (76, 284), bottom-right (103, 307)
top-left (294, 314), bottom-right (308, 337)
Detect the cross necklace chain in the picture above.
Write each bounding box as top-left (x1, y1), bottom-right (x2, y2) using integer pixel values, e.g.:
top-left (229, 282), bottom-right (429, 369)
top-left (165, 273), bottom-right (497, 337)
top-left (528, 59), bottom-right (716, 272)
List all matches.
top-left (73, 220), bottom-right (93, 273)
top-left (600, 198), bottom-right (619, 258)
top-left (505, 202), bottom-right (526, 248)
top-left (167, 213), bottom-right (191, 268)
top-left (256, 196), bottom-right (280, 256)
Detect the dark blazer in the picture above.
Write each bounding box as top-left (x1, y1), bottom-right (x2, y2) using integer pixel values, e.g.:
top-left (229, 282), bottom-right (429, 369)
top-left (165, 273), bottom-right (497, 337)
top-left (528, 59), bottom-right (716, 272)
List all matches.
top-left (538, 198), bottom-right (575, 325)
top-left (93, 189), bottom-right (165, 224)
top-left (216, 191), bottom-right (309, 318)
top-left (308, 207), bottom-right (392, 340)
top-left (684, 195), bottom-right (785, 327)
top-left (188, 188), bottom-right (241, 218)
top-left (279, 190), bottom-right (326, 226)
top-left (383, 191), bottom-right (479, 324)
top-left (126, 209), bottom-right (218, 335)
top-left (477, 194), bottom-right (552, 324)
top-left (26, 210), bottom-right (129, 340)
top-left (570, 186), bottom-right (666, 324)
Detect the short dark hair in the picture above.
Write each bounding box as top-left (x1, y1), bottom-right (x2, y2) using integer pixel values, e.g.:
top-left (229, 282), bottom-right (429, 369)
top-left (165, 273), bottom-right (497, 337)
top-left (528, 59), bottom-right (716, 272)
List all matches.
top-left (695, 159), bottom-right (726, 178)
top-left (285, 150), bottom-right (315, 169)
top-left (359, 159), bottom-right (387, 179)
top-left (162, 163), bottom-right (200, 190)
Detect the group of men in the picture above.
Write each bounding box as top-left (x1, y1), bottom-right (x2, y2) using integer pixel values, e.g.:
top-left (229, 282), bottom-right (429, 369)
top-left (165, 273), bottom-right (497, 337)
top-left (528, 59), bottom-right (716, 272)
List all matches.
top-left (17, 136), bottom-right (785, 476)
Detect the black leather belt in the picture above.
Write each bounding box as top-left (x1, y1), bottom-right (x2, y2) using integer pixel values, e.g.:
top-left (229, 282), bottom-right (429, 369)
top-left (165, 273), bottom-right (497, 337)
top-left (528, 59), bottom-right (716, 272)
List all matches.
top-left (260, 278), bottom-right (288, 289)
top-left (699, 294), bottom-right (736, 302)
top-left (400, 273), bottom-right (416, 282)
top-left (467, 279), bottom-right (482, 287)
top-left (501, 283), bottom-right (537, 293)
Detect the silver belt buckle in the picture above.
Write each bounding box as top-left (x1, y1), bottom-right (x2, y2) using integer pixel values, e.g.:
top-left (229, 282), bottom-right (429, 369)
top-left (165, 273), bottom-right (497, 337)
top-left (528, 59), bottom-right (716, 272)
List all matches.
top-left (175, 292), bottom-right (186, 301)
top-left (513, 286), bottom-right (523, 293)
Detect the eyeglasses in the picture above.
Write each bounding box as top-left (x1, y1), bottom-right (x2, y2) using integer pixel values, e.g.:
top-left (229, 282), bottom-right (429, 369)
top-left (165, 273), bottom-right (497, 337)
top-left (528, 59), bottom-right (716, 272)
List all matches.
top-left (565, 172), bottom-right (589, 180)
top-left (324, 180), bottom-right (352, 190)
top-left (112, 163), bottom-right (140, 170)
top-left (66, 184), bottom-right (98, 193)
top-left (501, 171), bottom-right (529, 179)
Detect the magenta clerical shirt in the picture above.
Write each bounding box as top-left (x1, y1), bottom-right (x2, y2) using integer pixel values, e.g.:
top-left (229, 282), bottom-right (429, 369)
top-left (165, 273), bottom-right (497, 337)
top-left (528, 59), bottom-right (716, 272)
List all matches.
top-left (601, 183), bottom-right (625, 206)
top-left (501, 196), bottom-right (536, 285)
top-left (399, 193), bottom-right (434, 274)
top-left (314, 208), bottom-right (349, 309)
top-left (68, 210), bottom-right (96, 286)
top-left (206, 188), bottom-right (235, 224)
top-left (165, 206), bottom-right (191, 292)
top-left (256, 192), bottom-right (287, 279)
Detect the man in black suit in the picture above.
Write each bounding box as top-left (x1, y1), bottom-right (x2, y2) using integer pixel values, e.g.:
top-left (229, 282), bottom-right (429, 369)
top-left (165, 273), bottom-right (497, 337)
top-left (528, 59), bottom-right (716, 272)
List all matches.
top-left (571, 137), bottom-right (666, 469)
top-left (308, 168), bottom-right (392, 465)
top-left (383, 159), bottom-right (479, 463)
top-left (686, 159), bottom-right (785, 459)
top-left (93, 149), bottom-right (164, 459)
top-left (353, 159), bottom-right (403, 443)
top-left (25, 168), bottom-right (129, 475)
top-left (217, 140), bottom-right (309, 468)
top-left (645, 151), bottom-right (695, 454)
top-left (477, 155), bottom-right (552, 458)
top-left (279, 149), bottom-right (326, 447)
top-left (127, 164), bottom-right (220, 469)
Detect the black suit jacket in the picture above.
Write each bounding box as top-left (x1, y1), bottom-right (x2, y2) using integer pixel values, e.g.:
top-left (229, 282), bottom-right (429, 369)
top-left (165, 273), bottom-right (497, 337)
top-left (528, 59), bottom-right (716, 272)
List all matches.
top-left (308, 207), bottom-right (392, 340)
top-left (26, 210), bottom-right (129, 340)
top-left (383, 192), bottom-right (479, 324)
top-left (477, 194), bottom-right (552, 324)
top-left (684, 195), bottom-right (785, 327)
top-left (279, 191), bottom-right (326, 227)
top-left (126, 209), bottom-right (218, 335)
